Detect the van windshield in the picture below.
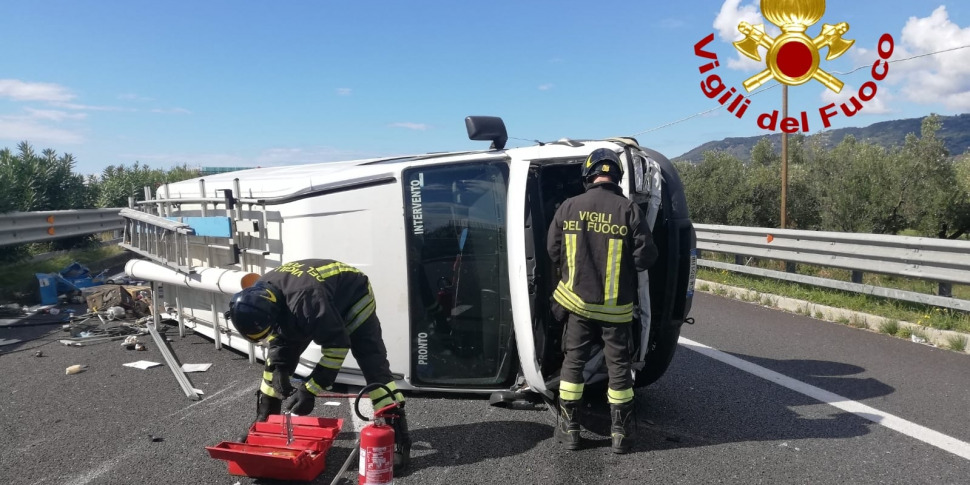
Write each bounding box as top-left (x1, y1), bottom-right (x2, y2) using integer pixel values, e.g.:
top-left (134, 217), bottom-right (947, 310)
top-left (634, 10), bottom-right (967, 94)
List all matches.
top-left (403, 161), bottom-right (516, 388)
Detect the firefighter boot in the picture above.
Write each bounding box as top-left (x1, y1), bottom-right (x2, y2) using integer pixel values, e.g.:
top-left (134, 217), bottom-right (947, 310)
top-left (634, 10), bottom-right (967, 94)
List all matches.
top-left (610, 401), bottom-right (635, 454)
top-left (240, 390), bottom-right (282, 443)
top-left (387, 404), bottom-right (412, 475)
top-left (555, 398), bottom-right (582, 450)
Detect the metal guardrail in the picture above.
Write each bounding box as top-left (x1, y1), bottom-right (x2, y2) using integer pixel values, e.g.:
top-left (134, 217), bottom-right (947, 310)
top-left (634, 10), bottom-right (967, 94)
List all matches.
top-left (3, 210), bottom-right (968, 312)
top-left (695, 224), bottom-right (970, 312)
top-left (0, 209), bottom-right (124, 247)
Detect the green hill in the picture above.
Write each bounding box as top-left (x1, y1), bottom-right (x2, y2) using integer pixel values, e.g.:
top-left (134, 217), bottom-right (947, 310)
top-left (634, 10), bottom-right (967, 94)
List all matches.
top-left (673, 113), bottom-right (970, 163)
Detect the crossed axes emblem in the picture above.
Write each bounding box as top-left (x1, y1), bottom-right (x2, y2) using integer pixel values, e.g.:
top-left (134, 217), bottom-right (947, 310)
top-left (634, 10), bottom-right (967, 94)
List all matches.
top-left (734, 18), bottom-right (854, 93)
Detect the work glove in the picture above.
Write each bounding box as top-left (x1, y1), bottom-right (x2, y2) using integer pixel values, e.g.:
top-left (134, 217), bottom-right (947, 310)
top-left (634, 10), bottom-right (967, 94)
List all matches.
top-left (270, 367), bottom-right (295, 398)
top-left (284, 386), bottom-right (316, 415)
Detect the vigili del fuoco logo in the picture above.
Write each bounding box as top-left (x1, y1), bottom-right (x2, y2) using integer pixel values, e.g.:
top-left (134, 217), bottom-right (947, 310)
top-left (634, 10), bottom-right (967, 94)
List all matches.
top-left (694, 0), bottom-right (895, 133)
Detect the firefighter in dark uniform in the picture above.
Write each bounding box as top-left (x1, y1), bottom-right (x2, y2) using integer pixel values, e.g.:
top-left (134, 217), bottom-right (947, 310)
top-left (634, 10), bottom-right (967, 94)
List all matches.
top-left (547, 148), bottom-right (658, 454)
top-left (226, 259), bottom-right (412, 473)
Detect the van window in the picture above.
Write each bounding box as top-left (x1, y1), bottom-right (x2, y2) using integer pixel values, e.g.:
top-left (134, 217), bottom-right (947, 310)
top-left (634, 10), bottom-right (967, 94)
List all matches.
top-left (403, 161), bottom-right (516, 388)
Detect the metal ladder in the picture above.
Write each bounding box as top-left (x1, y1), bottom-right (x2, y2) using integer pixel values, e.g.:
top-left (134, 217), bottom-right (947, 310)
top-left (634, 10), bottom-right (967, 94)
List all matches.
top-left (120, 179), bottom-right (276, 399)
top-left (119, 208), bottom-right (196, 273)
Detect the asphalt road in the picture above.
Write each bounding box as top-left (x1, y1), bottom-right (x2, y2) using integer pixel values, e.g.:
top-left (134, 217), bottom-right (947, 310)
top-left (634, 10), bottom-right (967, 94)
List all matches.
top-left (1, 292), bottom-right (969, 484)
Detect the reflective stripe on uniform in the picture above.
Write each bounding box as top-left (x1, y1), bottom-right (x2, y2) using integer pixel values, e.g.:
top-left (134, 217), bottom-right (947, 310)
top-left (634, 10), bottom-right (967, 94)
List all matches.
top-left (262, 370), bottom-right (281, 397)
top-left (344, 287), bottom-right (376, 334)
top-left (319, 347), bottom-right (348, 370)
top-left (560, 380), bottom-right (584, 401)
top-left (564, 233), bottom-right (577, 291)
top-left (554, 283), bottom-right (633, 323)
top-left (310, 261), bottom-right (361, 280)
top-left (260, 380), bottom-right (280, 398)
top-left (607, 387), bottom-right (634, 404)
top-left (306, 378), bottom-right (331, 395)
top-left (370, 380), bottom-right (405, 409)
top-left (604, 238), bottom-right (623, 306)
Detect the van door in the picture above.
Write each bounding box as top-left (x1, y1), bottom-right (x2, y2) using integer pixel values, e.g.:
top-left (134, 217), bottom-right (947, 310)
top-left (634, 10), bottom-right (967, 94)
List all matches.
top-left (506, 159), bottom-right (555, 400)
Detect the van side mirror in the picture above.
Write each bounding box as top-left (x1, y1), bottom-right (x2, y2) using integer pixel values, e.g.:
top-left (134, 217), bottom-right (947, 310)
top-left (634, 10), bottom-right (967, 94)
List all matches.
top-left (465, 116), bottom-right (508, 150)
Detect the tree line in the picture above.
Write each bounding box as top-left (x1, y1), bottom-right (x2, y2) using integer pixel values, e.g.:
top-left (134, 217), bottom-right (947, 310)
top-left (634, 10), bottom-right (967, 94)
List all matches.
top-left (0, 141), bottom-right (200, 212)
top-left (674, 115), bottom-right (970, 240)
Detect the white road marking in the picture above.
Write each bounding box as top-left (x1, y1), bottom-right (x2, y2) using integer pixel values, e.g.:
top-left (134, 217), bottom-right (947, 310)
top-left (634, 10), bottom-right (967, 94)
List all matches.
top-left (64, 445), bottom-right (139, 485)
top-left (350, 396), bottom-right (372, 432)
top-left (679, 337), bottom-right (970, 461)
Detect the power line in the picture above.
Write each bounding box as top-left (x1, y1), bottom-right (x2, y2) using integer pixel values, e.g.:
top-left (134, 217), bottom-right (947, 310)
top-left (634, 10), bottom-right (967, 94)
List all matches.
top-left (632, 84), bottom-right (780, 136)
top-left (831, 44), bottom-right (970, 75)
top-left (630, 43), bottom-right (970, 138)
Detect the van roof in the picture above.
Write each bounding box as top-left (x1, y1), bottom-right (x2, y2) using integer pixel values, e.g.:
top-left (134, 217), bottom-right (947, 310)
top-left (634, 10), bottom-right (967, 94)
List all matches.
top-left (161, 139), bottom-right (628, 199)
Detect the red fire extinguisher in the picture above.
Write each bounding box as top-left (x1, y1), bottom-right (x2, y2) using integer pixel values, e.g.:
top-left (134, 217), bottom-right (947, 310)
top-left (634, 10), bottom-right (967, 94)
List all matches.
top-left (355, 383), bottom-right (399, 485)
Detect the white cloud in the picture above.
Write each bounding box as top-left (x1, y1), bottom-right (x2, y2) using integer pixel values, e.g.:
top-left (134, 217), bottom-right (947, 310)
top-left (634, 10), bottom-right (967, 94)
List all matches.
top-left (713, 0), bottom-right (761, 41)
top-left (538, 83), bottom-right (554, 91)
top-left (336, 88), bottom-right (352, 96)
top-left (0, 79), bottom-right (75, 102)
top-left (389, 122), bottom-right (428, 131)
top-left (889, 6), bottom-right (970, 110)
top-left (51, 102), bottom-right (132, 112)
top-left (713, 0), bottom-right (773, 71)
top-left (0, 116), bottom-right (83, 144)
top-left (820, 83), bottom-right (891, 115)
top-left (118, 93), bottom-right (154, 102)
top-left (150, 107), bottom-right (192, 114)
top-left (24, 108), bottom-right (87, 121)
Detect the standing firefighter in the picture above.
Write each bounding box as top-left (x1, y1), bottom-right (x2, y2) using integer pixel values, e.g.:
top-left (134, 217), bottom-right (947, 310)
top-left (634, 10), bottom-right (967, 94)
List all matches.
top-left (547, 148), bottom-right (658, 453)
top-left (226, 259), bottom-right (412, 473)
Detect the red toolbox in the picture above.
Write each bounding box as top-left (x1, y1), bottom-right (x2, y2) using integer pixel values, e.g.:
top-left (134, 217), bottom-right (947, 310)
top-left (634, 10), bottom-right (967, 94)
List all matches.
top-left (206, 415), bottom-right (343, 481)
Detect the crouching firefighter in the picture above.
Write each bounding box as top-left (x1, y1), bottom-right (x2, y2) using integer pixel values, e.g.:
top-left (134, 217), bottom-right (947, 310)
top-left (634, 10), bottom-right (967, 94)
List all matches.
top-left (546, 148), bottom-right (658, 454)
top-left (226, 258), bottom-right (412, 473)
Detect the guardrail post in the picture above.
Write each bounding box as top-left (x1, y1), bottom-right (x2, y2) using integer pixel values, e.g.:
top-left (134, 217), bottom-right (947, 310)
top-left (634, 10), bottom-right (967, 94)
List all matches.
top-left (785, 262), bottom-right (796, 273)
top-left (938, 282), bottom-right (952, 298)
top-left (734, 254), bottom-right (743, 265)
top-left (851, 271), bottom-right (863, 284)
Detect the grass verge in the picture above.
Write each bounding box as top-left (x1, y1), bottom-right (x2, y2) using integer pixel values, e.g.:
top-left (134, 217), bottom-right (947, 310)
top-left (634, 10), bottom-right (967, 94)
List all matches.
top-left (698, 267), bottom-right (970, 334)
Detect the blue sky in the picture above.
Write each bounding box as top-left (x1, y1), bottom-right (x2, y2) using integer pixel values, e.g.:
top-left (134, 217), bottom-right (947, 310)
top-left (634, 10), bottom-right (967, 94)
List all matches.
top-left (2, 1), bottom-right (969, 176)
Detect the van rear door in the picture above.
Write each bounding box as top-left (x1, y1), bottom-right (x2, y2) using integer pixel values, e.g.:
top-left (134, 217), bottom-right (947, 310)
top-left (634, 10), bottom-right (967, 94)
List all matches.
top-left (506, 159), bottom-right (555, 399)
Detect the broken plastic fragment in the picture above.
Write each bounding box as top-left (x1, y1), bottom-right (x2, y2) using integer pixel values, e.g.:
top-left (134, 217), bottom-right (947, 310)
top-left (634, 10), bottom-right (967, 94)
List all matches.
top-left (180, 363), bottom-right (212, 373)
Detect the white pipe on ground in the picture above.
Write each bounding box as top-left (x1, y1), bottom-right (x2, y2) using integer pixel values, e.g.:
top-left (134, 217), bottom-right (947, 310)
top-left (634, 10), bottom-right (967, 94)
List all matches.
top-left (125, 259), bottom-right (259, 295)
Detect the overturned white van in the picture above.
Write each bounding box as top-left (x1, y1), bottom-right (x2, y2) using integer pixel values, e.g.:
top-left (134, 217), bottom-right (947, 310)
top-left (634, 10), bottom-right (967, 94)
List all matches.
top-left (120, 116), bottom-right (696, 405)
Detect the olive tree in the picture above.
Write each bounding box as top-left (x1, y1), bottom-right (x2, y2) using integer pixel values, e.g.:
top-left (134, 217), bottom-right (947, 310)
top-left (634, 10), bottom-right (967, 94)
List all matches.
top-left (675, 150), bottom-right (751, 225)
top-left (897, 115), bottom-right (969, 239)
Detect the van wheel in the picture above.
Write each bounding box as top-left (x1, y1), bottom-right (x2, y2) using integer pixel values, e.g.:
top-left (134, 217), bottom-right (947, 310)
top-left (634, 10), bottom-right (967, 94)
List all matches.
top-left (634, 323), bottom-right (682, 387)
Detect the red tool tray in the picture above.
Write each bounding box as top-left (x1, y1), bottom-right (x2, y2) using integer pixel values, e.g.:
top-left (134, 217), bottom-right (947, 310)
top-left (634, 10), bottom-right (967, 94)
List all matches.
top-left (206, 414), bottom-right (343, 481)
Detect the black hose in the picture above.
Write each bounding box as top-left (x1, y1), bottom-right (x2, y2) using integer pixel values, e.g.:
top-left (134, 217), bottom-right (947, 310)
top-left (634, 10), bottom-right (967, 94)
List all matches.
top-left (353, 382), bottom-right (396, 422)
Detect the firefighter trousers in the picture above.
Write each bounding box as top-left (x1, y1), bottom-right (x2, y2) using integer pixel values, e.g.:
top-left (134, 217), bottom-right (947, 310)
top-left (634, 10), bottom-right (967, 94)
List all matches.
top-left (261, 312), bottom-right (401, 407)
top-left (560, 312), bottom-right (634, 402)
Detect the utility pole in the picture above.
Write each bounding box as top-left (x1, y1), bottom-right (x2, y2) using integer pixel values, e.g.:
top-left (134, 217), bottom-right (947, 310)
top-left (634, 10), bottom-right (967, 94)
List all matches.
top-left (781, 85), bottom-right (789, 229)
